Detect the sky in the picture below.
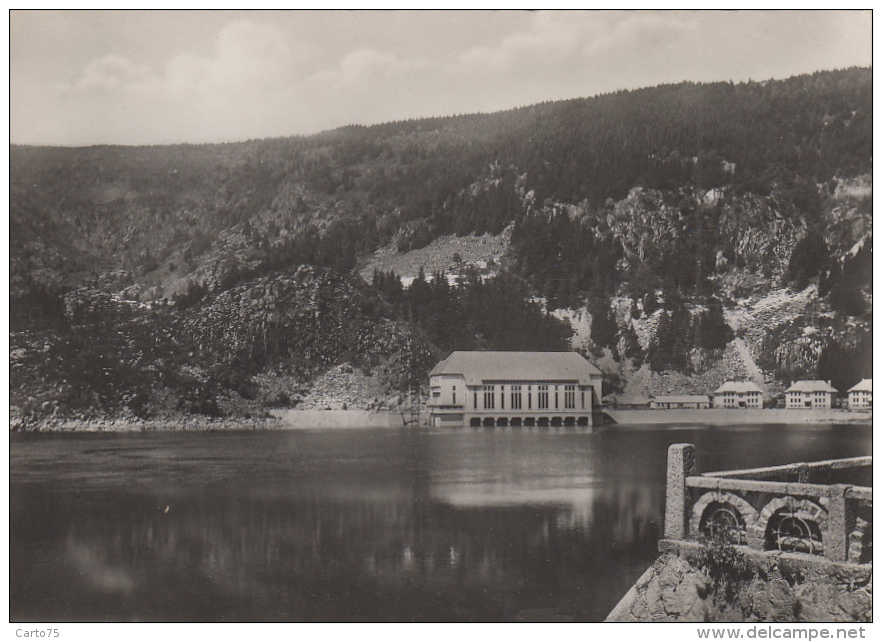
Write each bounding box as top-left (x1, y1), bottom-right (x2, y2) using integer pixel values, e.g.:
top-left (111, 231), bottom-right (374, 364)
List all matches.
top-left (9, 9), bottom-right (873, 146)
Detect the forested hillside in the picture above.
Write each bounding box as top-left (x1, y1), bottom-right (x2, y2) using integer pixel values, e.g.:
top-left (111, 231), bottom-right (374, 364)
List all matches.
top-left (10, 68), bottom-right (872, 425)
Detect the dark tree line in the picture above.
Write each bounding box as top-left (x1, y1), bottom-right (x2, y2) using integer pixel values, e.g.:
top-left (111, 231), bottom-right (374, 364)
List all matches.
top-left (509, 210), bottom-right (621, 309)
top-left (646, 296), bottom-right (732, 373)
top-left (792, 232), bottom-right (871, 318)
top-left (372, 268), bottom-right (573, 354)
top-left (816, 333), bottom-right (873, 394)
top-left (509, 203), bottom-right (723, 311)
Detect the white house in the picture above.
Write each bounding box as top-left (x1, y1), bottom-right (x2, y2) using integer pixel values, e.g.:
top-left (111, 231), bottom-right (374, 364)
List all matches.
top-left (848, 379), bottom-right (872, 409)
top-left (427, 351), bottom-right (603, 428)
top-left (711, 381), bottom-right (764, 409)
top-left (785, 380), bottom-right (838, 409)
top-left (649, 395), bottom-right (711, 410)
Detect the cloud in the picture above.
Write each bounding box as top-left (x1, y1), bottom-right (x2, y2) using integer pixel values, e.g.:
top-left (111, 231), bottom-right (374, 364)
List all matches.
top-left (60, 54), bottom-right (151, 93)
top-left (53, 19), bottom-right (325, 142)
top-left (457, 11), bottom-right (697, 73)
top-left (50, 19), bottom-right (323, 143)
top-left (62, 20), bottom-right (310, 98)
top-left (582, 11), bottom-right (698, 56)
top-left (308, 47), bottom-right (430, 94)
top-left (341, 49), bottom-right (398, 81)
top-left (37, 10), bottom-right (866, 146)
top-left (50, 12), bottom-right (702, 143)
top-left (194, 20), bottom-right (309, 90)
top-left (458, 12), bottom-right (585, 72)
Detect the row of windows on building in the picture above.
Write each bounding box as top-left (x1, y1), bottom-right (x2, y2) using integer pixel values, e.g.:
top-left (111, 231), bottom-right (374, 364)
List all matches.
top-left (788, 392), bottom-right (833, 399)
top-left (474, 384), bottom-right (582, 410)
top-left (717, 391), bottom-right (762, 408)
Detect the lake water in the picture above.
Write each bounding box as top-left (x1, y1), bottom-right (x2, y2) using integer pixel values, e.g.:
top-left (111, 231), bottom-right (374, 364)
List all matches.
top-left (10, 423), bottom-right (871, 622)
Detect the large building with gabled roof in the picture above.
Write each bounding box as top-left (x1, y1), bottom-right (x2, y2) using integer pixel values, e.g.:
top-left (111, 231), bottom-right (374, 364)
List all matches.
top-left (847, 379), bottom-right (872, 409)
top-left (785, 380), bottom-right (838, 409)
top-left (427, 351), bottom-right (603, 428)
top-left (711, 381), bottom-right (764, 409)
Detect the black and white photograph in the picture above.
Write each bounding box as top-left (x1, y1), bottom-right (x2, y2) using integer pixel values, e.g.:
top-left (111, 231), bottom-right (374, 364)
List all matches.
top-left (8, 9), bottom-right (873, 629)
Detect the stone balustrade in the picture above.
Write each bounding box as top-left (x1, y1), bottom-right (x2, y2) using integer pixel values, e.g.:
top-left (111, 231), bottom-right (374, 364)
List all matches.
top-left (664, 443), bottom-right (872, 564)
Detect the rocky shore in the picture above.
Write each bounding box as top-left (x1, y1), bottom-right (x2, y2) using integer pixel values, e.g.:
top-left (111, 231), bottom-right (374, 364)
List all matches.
top-left (606, 408), bottom-right (872, 426)
top-left (294, 363), bottom-right (418, 412)
top-left (10, 414), bottom-right (282, 433)
top-left (606, 545), bottom-right (872, 622)
top-left (11, 401), bottom-right (870, 433)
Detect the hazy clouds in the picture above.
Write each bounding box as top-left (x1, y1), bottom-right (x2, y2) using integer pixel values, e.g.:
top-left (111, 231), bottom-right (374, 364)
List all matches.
top-left (11, 10), bottom-right (872, 146)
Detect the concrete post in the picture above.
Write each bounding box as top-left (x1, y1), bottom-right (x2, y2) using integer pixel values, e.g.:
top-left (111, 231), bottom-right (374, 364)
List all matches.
top-left (825, 484), bottom-right (851, 562)
top-left (665, 443), bottom-right (696, 540)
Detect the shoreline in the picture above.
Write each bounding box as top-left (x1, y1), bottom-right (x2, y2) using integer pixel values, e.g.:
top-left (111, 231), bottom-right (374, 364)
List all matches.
top-left (11, 407), bottom-right (871, 432)
top-left (605, 407), bottom-right (872, 426)
top-left (10, 415), bottom-right (285, 433)
top-left (275, 408), bottom-right (409, 429)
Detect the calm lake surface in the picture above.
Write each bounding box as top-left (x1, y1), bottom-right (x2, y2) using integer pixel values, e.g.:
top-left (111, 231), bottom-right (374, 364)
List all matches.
top-left (10, 423), bottom-right (871, 622)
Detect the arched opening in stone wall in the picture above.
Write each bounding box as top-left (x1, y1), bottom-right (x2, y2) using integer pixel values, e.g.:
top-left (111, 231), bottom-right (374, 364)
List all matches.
top-left (537, 417), bottom-right (549, 427)
top-left (482, 417), bottom-right (495, 427)
top-left (765, 511), bottom-right (823, 555)
top-left (524, 417), bottom-right (536, 427)
top-left (550, 417), bottom-right (562, 427)
top-left (699, 501), bottom-right (747, 544)
top-left (496, 417), bottom-right (508, 427)
top-left (689, 491), bottom-right (759, 545)
top-left (577, 416), bottom-right (590, 427)
top-left (564, 416), bottom-right (576, 426)
top-left (510, 417), bottom-right (522, 427)
top-left (470, 418), bottom-right (481, 427)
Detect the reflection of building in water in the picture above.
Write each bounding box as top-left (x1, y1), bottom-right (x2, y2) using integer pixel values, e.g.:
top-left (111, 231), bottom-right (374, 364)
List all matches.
top-left (16, 466), bottom-right (669, 623)
top-left (433, 482), bottom-right (661, 547)
top-left (48, 492), bottom-right (607, 620)
top-left (552, 485), bottom-right (661, 545)
top-left (428, 351), bottom-right (603, 428)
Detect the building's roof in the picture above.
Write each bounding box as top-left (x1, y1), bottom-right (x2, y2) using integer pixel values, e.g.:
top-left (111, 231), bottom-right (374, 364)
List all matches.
top-left (712, 381), bottom-right (763, 395)
top-left (652, 395), bottom-right (710, 403)
top-left (848, 379), bottom-right (872, 393)
top-left (429, 351), bottom-right (602, 386)
top-left (786, 380), bottom-right (838, 393)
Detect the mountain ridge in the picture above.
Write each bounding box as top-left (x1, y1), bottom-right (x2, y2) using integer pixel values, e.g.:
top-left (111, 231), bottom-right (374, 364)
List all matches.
top-left (10, 68), bottom-right (872, 425)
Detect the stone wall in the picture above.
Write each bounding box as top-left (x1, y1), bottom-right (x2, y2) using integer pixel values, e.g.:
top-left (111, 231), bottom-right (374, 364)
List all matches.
top-left (276, 409), bottom-right (405, 428)
top-left (606, 543), bottom-right (872, 623)
top-left (665, 443), bottom-right (872, 565)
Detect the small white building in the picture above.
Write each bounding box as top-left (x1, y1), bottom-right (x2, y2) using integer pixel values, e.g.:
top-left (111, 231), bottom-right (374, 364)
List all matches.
top-left (427, 351), bottom-right (603, 428)
top-left (649, 395), bottom-right (711, 410)
top-left (711, 381), bottom-right (764, 409)
top-left (785, 380), bottom-right (838, 409)
top-left (848, 379), bottom-right (872, 409)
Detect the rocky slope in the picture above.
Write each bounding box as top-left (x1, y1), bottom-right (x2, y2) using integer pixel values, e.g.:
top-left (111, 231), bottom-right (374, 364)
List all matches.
top-left (10, 265), bottom-right (437, 427)
top-left (607, 548), bottom-right (871, 622)
top-left (9, 70), bottom-right (873, 424)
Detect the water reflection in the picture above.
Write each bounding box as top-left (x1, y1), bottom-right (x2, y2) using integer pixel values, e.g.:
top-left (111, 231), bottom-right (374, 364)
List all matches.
top-left (13, 488), bottom-right (646, 621)
top-left (9, 424), bottom-right (871, 622)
